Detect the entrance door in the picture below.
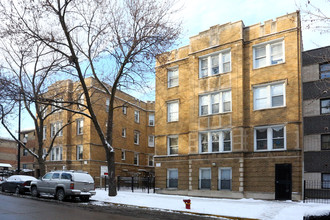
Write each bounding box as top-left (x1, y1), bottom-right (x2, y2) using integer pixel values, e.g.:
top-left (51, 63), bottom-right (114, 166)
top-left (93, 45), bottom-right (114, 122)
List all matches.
top-left (275, 163), bottom-right (292, 200)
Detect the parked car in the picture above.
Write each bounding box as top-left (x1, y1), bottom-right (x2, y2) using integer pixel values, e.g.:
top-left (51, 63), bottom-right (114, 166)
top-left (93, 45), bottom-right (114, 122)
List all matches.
top-left (0, 175), bottom-right (37, 194)
top-left (30, 171), bottom-right (96, 202)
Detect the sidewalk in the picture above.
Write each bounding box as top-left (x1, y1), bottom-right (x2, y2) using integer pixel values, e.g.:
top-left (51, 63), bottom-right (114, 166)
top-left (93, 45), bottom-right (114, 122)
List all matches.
top-left (91, 189), bottom-right (330, 220)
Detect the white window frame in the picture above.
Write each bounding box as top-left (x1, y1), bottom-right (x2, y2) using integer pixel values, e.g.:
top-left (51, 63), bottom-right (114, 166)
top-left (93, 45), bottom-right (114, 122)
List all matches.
top-left (254, 125), bottom-right (286, 151)
top-left (167, 100), bottom-right (179, 122)
top-left (50, 146), bottom-right (63, 161)
top-left (149, 113), bottom-right (155, 126)
top-left (50, 121), bottom-right (63, 137)
top-left (253, 39), bottom-right (285, 69)
top-left (199, 90), bottom-right (232, 116)
top-left (76, 145), bottom-right (83, 160)
top-left (199, 168), bottom-right (211, 189)
top-left (51, 98), bottom-right (63, 112)
top-left (148, 155), bottom-right (154, 167)
top-left (76, 119), bottom-right (84, 135)
top-left (134, 131), bottom-right (140, 145)
top-left (148, 135), bottom-right (155, 147)
top-left (78, 93), bottom-right (84, 108)
top-left (218, 167), bottom-right (232, 190)
top-left (134, 110), bottom-right (140, 123)
top-left (106, 98), bottom-right (110, 112)
top-left (199, 49), bottom-right (231, 78)
top-left (167, 168), bottom-right (178, 188)
top-left (168, 67), bottom-right (179, 88)
top-left (123, 106), bottom-right (127, 115)
top-left (199, 130), bottom-right (232, 153)
top-left (167, 135), bottom-right (178, 155)
top-left (122, 128), bottom-right (126, 138)
top-left (134, 153), bottom-right (139, 165)
top-left (253, 82), bottom-right (286, 110)
top-left (43, 126), bottom-right (47, 140)
top-left (121, 150), bottom-right (126, 160)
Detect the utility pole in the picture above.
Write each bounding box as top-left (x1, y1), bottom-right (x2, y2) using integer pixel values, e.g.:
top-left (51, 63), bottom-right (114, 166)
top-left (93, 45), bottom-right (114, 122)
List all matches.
top-left (17, 90), bottom-right (21, 174)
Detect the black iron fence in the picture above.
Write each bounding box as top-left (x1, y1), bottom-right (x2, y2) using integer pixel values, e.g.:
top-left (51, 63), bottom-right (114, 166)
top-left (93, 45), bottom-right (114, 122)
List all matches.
top-left (304, 180), bottom-right (330, 203)
top-left (105, 176), bottom-right (155, 193)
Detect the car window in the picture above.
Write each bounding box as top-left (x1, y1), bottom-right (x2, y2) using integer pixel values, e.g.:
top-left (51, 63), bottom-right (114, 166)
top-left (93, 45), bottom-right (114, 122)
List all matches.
top-left (42, 173), bottom-right (52, 180)
top-left (72, 173), bottom-right (94, 183)
top-left (52, 173), bottom-right (60, 179)
top-left (61, 173), bottom-right (72, 180)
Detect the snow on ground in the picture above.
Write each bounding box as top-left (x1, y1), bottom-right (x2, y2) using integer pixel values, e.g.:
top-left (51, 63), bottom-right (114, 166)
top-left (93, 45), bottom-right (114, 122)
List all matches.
top-left (91, 189), bottom-right (330, 220)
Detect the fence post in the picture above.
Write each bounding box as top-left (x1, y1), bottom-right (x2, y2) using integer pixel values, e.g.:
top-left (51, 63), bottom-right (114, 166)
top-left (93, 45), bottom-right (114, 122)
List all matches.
top-left (104, 176), bottom-right (107, 191)
top-left (147, 176), bottom-right (150, 194)
top-left (153, 176), bottom-right (155, 193)
top-left (303, 180), bottom-right (306, 203)
top-left (117, 176), bottom-right (120, 191)
top-left (131, 176), bottom-right (134, 192)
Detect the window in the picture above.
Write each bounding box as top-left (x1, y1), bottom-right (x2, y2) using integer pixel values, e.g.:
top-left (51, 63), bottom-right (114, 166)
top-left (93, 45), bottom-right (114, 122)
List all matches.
top-left (50, 146), bottom-right (62, 161)
top-left (199, 50), bottom-right (231, 78)
top-left (322, 174), bottom-right (330, 189)
top-left (50, 122), bottom-right (63, 137)
top-left (134, 110), bottom-right (140, 123)
top-left (122, 128), bottom-right (126, 137)
top-left (148, 135), bottom-right (154, 147)
top-left (76, 145), bottom-right (83, 160)
top-left (77, 93), bottom-right (84, 108)
top-left (253, 82), bottom-right (285, 110)
top-left (51, 98), bottom-right (63, 112)
top-left (121, 150), bottom-right (125, 160)
top-left (23, 149), bottom-right (28, 156)
top-left (22, 164), bottom-right (27, 169)
top-left (149, 113), bottom-right (155, 126)
top-left (199, 168), bottom-right (211, 189)
top-left (39, 105), bottom-right (47, 119)
top-left (167, 169), bottom-right (178, 188)
top-left (199, 90), bottom-right (231, 115)
top-left (42, 173), bottom-right (52, 180)
top-left (43, 148), bottom-right (47, 157)
top-left (134, 153), bottom-right (139, 165)
top-left (253, 40), bottom-right (284, 69)
top-left (167, 101), bottom-right (179, 122)
top-left (320, 63), bottom-right (330, 79)
top-left (123, 106), bottom-right (127, 115)
top-left (199, 130), bottom-right (231, 153)
top-left (106, 98), bottom-right (110, 112)
top-left (134, 131), bottom-right (140, 145)
top-left (43, 126), bottom-right (47, 140)
top-left (148, 155), bottom-right (154, 166)
top-left (321, 134), bottom-right (330, 150)
top-left (168, 135), bottom-right (178, 155)
top-left (255, 125), bottom-right (285, 151)
top-left (52, 173), bottom-right (60, 179)
top-left (168, 67), bottom-right (179, 88)
top-left (219, 168), bottom-right (232, 190)
top-left (77, 119), bottom-right (83, 135)
top-left (321, 99), bottom-right (330, 114)
top-left (61, 173), bottom-right (72, 180)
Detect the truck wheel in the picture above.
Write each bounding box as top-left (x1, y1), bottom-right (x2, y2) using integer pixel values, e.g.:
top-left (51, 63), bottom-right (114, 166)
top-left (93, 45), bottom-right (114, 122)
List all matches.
top-left (56, 189), bottom-right (65, 201)
top-left (80, 196), bottom-right (90, 202)
top-left (31, 186), bottom-right (40, 197)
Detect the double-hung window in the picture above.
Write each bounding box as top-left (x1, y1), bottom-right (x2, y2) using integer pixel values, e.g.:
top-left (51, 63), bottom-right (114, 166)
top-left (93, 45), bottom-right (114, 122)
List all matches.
top-left (253, 82), bottom-right (285, 110)
top-left (199, 130), bottom-right (231, 153)
top-left (199, 168), bottom-right (211, 189)
top-left (51, 146), bottom-right (62, 161)
top-left (322, 174), bottom-right (330, 189)
top-left (253, 39), bottom-right (284, 69)
top-left (134, 110), bottom-right (140, 123)
top-left (320, 63), bottom-right (330, 79)
top-left (76, 119), bottom-right (83, 135)
top-left (199, 90), bottom-right (231, 116)
top-left (134, 131), bottom-right (140, 145)
top-left (148, 155), bottom-right (154, 166)
top-left (122, 128), bottom-right (126, 137)
top-left (51, 98), bottom-right (63, 112)
top-left (199, 50), bottom-right (231, 78)
top-left (77, 93), bottom-right (84, 108)
top-left (321, 134), bottom-right (330, 150)
top-left (167, 169), bottom-right (178, 188)
top-left (148, 135), bottom-right (154, 147)
top-left (168, 135), bottom-right (178, 155)
top-left (321, 99), bottom-right (330, 114)
top-left (219, 168), bottom-right (232, 190)
top-left (121, 150), bottom-right (126, 160)
top-left (106, 98), bottom-right (110, 112)
top-left (76, 145), bottom-right (83, 160)
top-left (134, 153), bottom-right (139, 165)
top-left (167, 101), bottom-right (179, 122)
top-left (123, 106), bottom-right (127, 115)
top-left (168, 67), bottom-right (179, 88)
top-left (255, 125), bottom-right (286, 151)
top-left (50, 122), bottom-right (63, 137)
top-left (149, 113), bottom-right (155, 126)
top-left (43, 126), bottom-right (47, 140)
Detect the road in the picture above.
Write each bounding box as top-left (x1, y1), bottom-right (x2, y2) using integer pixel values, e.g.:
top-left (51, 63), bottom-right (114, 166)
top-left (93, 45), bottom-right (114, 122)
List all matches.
top-left (0, 193), bottom-right (213, 220)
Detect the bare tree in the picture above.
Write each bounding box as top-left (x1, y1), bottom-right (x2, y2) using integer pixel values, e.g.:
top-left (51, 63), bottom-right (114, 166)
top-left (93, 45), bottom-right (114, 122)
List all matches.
top-left (0, 0), bottom-right (182, 196)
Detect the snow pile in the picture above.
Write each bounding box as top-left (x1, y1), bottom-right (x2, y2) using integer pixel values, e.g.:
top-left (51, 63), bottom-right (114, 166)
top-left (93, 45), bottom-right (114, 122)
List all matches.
top-left (91, 189), bottom-right (330, 220)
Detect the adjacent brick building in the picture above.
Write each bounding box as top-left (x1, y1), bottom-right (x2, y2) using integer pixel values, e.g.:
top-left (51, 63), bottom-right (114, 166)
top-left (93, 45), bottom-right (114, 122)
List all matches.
top-left (155, 12), bottom-right (302, 200)
top-left (38, 78), bottom-right (155, 183)
top-left (0, 138), bottom-right (17, 169)
top-left (302, 46), bottom-right (330, 185)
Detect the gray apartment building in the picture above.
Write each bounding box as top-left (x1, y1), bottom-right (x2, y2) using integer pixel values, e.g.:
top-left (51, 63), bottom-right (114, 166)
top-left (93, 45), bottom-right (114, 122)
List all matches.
top-left (302, 46), bottom-right (330, 186)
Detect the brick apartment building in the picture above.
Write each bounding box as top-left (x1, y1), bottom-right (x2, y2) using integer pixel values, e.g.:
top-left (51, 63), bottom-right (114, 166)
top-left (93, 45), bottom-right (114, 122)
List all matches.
top-left (38, 78), bottom-right (155, 183)
top-left (20, 128), bottom-right (36, 173)
top-left (154, 12), bottom-right (302, 200)
top-left (0, 138), bottom-right (17, 169)
top-left (302, 46), bottom-right (330, 185)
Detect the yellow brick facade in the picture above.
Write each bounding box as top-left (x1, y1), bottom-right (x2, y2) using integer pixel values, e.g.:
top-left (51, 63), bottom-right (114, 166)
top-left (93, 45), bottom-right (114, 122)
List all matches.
top-left (37, 78), bottom-right (155, 185)
top-left (155, 12), bottom-right (302, 200)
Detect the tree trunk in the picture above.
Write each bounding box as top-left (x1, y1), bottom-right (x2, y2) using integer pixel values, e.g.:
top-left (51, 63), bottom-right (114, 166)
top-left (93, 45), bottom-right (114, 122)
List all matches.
top-left (107, 150), bottom-right (117, 196)
top-left (38, 159), bottom-right (46, 178)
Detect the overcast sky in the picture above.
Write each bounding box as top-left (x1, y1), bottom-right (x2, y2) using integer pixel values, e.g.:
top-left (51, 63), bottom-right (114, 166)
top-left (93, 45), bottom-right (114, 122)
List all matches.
top-left (1, 0), bottom-right (329, 139)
